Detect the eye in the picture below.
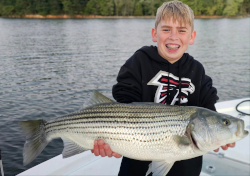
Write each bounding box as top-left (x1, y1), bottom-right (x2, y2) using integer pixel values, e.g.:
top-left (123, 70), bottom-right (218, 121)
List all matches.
top-left (163, 29), bottom-right (170, 32)
top-left (223, 119), bottom-right (230, 126)
top-left (180, 30), bottom-right (186, 32)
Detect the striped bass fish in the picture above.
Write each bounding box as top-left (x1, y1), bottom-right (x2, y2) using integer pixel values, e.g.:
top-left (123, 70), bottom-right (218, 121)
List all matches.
top-left (20, 91), bottom-right (248, 176)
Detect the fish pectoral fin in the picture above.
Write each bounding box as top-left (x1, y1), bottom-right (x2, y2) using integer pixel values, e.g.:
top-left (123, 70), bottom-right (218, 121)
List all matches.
top-left (61, 137), bottom-right (87, 158)
top-left (80, 90), bottom-right (114, 110)
top-left (148, 160), bottom-right (175, 176)
top-left (173, 135), bottom-right (191, 149)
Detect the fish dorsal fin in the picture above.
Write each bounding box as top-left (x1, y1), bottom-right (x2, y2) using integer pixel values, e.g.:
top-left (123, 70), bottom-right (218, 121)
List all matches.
top-left (61, 137), bottom-right (87, 158)
top-left (148, 160), bottom-right (175, 176)
top-left (81, 90), bottom-right (114, 110)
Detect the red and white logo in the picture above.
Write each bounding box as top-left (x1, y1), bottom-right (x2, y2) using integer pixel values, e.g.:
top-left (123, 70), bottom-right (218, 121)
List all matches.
top-left (147, 70), bottom-right (195, 105)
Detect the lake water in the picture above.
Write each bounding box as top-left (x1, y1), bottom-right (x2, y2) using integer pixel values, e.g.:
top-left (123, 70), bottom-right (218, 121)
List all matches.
top-left (0, 18), bottom-right (249, 176)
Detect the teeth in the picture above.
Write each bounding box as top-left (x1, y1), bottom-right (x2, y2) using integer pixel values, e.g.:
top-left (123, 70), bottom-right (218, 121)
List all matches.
top-left (166, 44), bottom-right (180, 50)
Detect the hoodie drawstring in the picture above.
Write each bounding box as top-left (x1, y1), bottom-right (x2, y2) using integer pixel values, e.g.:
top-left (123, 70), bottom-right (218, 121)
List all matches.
top-left (167, 59), bottom-right (182, 106)
top-left (178, 61), bottom-right (182, 106)
top-left (167, 63), bottom-right (171, 105)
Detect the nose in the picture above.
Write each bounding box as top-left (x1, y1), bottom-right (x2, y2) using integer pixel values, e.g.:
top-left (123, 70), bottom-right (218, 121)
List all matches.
top-left (169, 30), bottom-right (179, 40)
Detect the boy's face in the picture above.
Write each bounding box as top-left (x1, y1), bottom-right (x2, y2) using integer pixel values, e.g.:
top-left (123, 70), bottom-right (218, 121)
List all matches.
top-left (152, 18), bottom-right (196, 63)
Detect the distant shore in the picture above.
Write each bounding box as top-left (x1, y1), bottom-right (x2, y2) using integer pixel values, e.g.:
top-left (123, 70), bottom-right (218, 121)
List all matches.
top-left (2, 14), bottom-right (249, 19)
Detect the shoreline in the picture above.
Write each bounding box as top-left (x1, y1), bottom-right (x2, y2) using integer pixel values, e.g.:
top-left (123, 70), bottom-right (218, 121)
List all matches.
top-left (1, 14), bottom-right (249, 19)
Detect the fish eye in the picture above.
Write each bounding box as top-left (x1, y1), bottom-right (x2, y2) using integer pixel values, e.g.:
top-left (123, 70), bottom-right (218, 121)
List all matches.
top-left (223, 119), bottom-right (230, 126)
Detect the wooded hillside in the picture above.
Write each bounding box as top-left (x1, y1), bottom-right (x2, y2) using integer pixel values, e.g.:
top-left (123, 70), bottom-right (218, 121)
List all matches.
top-left (0, 0), bottom-right (249, 17)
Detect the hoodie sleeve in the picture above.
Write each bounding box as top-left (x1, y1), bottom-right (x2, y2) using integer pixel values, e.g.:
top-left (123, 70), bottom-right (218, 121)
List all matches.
top-left (199, 71), bottom-right (219, 111)
top-left (112, 54), bottom-right (143, 103)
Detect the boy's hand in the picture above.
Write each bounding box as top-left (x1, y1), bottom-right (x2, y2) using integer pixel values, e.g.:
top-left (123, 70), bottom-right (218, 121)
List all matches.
top-left (213, 142), bottom-right (235, 152)
top-left (91, 139), bottom-right (122, 158)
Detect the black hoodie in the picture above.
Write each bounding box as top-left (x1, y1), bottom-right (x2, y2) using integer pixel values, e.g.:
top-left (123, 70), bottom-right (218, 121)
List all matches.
top-left (112, 46), bottom-right (219, 176)
top-left (113, 45), bottom-right (218, 109)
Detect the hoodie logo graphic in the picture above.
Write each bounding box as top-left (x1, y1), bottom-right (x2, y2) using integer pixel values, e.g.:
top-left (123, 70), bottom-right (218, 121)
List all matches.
top-left (147, 70), bottom-right (195, 105)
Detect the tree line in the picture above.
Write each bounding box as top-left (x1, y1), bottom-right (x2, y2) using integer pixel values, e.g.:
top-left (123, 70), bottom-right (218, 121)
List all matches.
top-left (0, 0), bottom-right (249, 17)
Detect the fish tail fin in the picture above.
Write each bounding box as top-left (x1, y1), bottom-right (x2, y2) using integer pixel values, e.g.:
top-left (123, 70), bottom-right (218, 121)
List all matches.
top-left (19, 119), bottom-right (49, 166)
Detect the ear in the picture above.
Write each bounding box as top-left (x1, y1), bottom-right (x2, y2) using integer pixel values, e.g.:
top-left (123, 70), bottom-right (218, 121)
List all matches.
top-left (151, 28), bottom-right (157, 42)
top-left (189, 30), bottom-right (196, 45)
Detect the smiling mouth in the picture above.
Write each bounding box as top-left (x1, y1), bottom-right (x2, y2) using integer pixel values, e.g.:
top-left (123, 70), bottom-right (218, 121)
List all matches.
top-left (166, 44), bottom-right (180, 50)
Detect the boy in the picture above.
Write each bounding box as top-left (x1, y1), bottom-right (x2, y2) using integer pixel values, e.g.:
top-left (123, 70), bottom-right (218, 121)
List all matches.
top-left (91, 1), bottom-right (235, 175)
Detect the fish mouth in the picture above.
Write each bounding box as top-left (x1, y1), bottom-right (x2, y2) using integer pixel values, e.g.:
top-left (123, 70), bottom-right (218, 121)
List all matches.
top-left (243, 130), bottom-right (249, 137)
top-left (236, 120), bottom-right (249, 138)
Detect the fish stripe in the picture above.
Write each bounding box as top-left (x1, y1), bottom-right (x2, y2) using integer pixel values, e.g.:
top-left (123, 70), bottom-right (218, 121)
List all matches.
top-left (57, 111), bottom-right (184, 121)
top-left (46, 127), bottom-right (170, 143)
top-left (45, 106), bottom-right (189, 129)
top-left (45, 116), bottom-right (188, 131)
top-left (45, 124), bottom-right (183, 135)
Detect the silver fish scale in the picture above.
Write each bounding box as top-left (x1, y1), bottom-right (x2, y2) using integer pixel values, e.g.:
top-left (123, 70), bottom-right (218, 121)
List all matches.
top-left (45, 103), bottom-right (197, 161)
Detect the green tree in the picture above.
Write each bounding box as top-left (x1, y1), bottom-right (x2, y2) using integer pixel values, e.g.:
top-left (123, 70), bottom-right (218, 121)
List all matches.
top-left (62, 0), bottom-right (72, 14)
top-left (142, 0), bottom-right (166, 16)
top-left (15, 0), bottom-right (25, 15)
top-left (14, 0), bottom-right (35, 15)
top-left (214, 0), bottom-right (225, 15)
top-left (223, 0), bottom-right (244, 16)
top-left (1, 5), bottom-right (14, 15)
top-left (35, 0), bottom-right (49, 16)
top-left (114, 0), bottom-right (123, 15)
top-left (99, 0), bottom-right (114, 15)
top-left (0, 3), bottom-right (2, 15)
top-left (85, 0), bottom-right (100, 15)
top-left (205, 0), bottom-right (218, 16)
top-left (0, 0), bottom-right (248, 17)
top-left (182, 0), bottom-right (205, 15)
top-left (49, 0), bottom-right (62, 15)
top-left (71, 0), bottom-right (89, 15)
top-left (240, 0), bottom-right (250, 14)
top-left (28, 0), bottom-right (36, 14)
top-left (121, 0), bottom-right (135, 16)
top-left (134, 1), bottom-right (143, 16)
top-left (0, 0), bottom-right (16, 6)
top-left (142, 0), bottom-right (154, 15)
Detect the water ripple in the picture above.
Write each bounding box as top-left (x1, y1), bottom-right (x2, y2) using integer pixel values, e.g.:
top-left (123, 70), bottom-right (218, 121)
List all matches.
top-left (0, 18), bottom-right (249, 176)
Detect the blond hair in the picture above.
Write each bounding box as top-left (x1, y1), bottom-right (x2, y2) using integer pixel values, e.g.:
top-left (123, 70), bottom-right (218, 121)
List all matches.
top-left (155, 1), bottom-right (194, 31)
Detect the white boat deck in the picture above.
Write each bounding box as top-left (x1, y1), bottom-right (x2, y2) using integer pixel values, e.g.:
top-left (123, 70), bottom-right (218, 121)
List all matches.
top-left (17, 98), bottom-right (250, 176)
